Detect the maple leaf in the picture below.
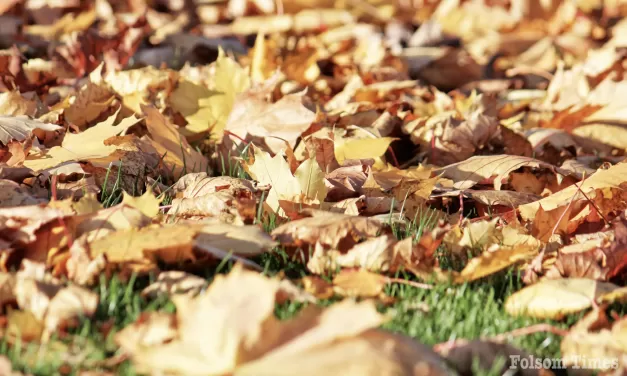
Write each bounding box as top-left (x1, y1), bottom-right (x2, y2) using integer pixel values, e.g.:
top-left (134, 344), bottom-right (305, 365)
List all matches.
top-left (224, 87), bottom-right (316, 155)
top-left (243, 144), bottom-right (327, 217)
top-left (23, 109), bottom-right (140, 172)
top-left (143, 105), bottom-right (210, 177)
top-left (115, 264), bottom-right (451, 375)
top-left (171, 48), bottom-right (250, 139)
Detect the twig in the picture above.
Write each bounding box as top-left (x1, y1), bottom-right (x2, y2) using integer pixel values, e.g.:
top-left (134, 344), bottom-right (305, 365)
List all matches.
top-left (571, 172), bottom-right (609, 225)
top-left (433, 323), bottom-right (568, 353)
top-left (548, 172), bottom-right (584, 239)
top-left (386, 277), bottom-right (433, 290)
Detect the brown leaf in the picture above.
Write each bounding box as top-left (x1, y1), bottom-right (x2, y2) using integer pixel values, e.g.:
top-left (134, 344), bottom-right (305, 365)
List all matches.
top-left (545, 218), bottom-right (627, 281)
top-left (434, 155), bottom-right (571, 190)
top-left (141, 271), bottom-right (206, 298)
top-left (271, 210), bottom-right (386, 252)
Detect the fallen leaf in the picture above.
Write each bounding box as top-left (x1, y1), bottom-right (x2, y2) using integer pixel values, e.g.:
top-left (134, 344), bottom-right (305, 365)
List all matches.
top-left (144, 105), bottom-right (210, 177)
top-left (24, 109), bottom-right (140, 171)
top-left (434, 155), bottom-right (570, 190)
top-left (505, 278), bottom-right (626, 319)
top-left (0, 116), bottom-right (60, 145)
top-left (225, 89), bottom-right (316, 155)
top-left (116, 264), bottom-right (451, 375)
top-left (122, 187), bottom-right (163, 219)
top-left (141, 271), bottom-right (206, 298)
top-left (271, 210), bottom-right (386, 251)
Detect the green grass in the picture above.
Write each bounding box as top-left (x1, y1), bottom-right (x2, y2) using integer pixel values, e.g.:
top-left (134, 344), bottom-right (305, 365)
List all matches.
top-left (6, 166), bottom-right (623, 376)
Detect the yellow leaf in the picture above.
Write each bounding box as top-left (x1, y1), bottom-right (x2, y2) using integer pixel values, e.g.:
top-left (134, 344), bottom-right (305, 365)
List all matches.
top-left (332, 269), bottom-right (387, 298)
top-left (519, 162), bottom-right (627, 221)
top-left (505, 278), bottom-right (622, 319)
top-left (143, 105), bottom-right (209, 177)
top-left (181, 49), bottom-right (250, 138)
top-left (242, 144), bottom-right (301, 215)
top-left (454, 245), bottom-right (538, 283)
top-left (65, 65), bottom-right (115, 129)
top-left (294, 157), bottom-right (328, 202)
top-left (334, 137), bottom-right (396, 165)
top-left (24, 109), bottom-right (140, 171)
top-left (122, 187), bottom-right (163, 219)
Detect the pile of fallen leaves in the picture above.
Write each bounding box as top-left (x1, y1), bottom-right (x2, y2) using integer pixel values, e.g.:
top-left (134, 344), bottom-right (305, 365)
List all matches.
top-left (2, 0), bottom-right (627, 374)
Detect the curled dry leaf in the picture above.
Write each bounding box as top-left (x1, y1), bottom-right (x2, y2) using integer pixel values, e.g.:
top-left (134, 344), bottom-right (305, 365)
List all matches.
top-left (0, 179), bottom-right (46, 207)
top-left (169, 190), bottom-right (257, 224)
top-left (168, 173), bottom-right (263, 223)
top-left (434, 154), bottom-right (571, 190)
top-left (453, 244), bottom-right (539, 284)
top-left (518, 162), bottom-right (627, 224)
top-left (0, 262), bottom-right (98, 339)
top-left (0, 115), bottom-right (60, 145)
top-left (116, 264), bottom-right (451, 376)
top-left (271, 210), bottom-right (386, 252)
top-left (79, 222), bottom-right (273, 276)
top-left (224, 87), bottom-right (316, 155)
top-left (141, 271), bottom-right (206, 298)
top-left (545, 217), bottom-right (627, 281)
top-left (561, 308), bottom-right (627, 371)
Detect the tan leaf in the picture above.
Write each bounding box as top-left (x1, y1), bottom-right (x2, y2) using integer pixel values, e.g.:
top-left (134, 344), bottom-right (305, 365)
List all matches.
top-left (141, 271), bottom-right (206, 298)
top-left (117, 265), bottom-right (450, 376)
top-left (169, 190), bottom-right (257, 225)
top-left (519, 162), bottom-right (627, 221)
top-left (505, 278), bottom-right (625, 319)
top-left (271, 210), bottom-right (386, 251)
top-left (434, 155), bottom-right (569, 190)
top-left (0, 179), bottom-right (46, 207)
top-left (332, 269), bottom-right (387, 298)
top-left (561, 309), bottom-right (626, 371)
top-left (0, 91), bottom-right (38, 117)
top-left (64, 66), bottom-right (115, 129)
top-left (1, 265), bottom-right (99, 338)
top-left (143, 105), bottom-right (209, 177)
top-left (225, 89), bottom-right (315, 155)
top-left (454, 245), bottom-right (539, 283)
